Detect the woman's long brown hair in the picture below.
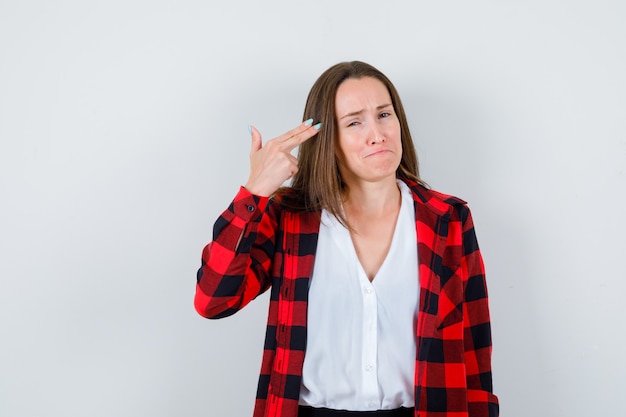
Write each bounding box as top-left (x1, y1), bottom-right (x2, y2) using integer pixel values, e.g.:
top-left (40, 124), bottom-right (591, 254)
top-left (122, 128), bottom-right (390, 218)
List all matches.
top-left (279, 61), bottom-right (426, 226)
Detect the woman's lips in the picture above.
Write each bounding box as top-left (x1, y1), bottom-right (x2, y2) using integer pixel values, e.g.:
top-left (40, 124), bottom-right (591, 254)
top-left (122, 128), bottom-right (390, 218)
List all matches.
top-left (366, 149), bottom-right (390, 157)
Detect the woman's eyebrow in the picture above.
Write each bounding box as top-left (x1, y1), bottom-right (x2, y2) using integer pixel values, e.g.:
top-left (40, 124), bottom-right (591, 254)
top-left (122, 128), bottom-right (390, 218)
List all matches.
top-left (339, 103), bottom-right (393, 120)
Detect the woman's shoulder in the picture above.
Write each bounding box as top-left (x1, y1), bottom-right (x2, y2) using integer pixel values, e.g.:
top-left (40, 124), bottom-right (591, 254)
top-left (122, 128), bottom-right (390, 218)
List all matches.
top-left (402, 179), bottom-right (468, 206)
top-left (400, 178), bottom-right (476, 227)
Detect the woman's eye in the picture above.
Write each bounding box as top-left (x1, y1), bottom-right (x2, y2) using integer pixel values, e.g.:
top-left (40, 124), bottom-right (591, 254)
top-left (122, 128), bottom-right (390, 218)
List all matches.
top-left (380, 112), bottom-right (391, 118)
top-left (347, 121), bottom-right (359, 127)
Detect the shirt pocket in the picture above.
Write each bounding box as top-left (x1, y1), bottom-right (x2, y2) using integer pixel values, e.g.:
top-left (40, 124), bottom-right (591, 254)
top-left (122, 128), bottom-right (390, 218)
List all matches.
top-left (436, 304), bottom-right (463, 331)
top-left (434, 270), bottom-right (464, 331)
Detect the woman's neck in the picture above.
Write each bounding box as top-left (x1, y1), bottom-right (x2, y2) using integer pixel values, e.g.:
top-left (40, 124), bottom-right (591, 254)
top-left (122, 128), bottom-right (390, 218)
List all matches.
top-left (342, 177), bottom-right (401, 217)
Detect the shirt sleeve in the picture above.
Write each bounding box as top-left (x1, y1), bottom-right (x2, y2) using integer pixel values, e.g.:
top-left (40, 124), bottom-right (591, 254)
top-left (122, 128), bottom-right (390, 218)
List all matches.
top-left (460, 205), bottom-right (500, 417)
top-left (194, 186), bottom-right (278, 319)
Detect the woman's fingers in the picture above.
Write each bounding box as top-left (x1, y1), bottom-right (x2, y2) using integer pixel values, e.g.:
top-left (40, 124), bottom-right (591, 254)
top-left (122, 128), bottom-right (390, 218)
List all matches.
top-left (244, 120), bottom-right (322, 196)
top-left (276, 119), bottom-right (322, 152)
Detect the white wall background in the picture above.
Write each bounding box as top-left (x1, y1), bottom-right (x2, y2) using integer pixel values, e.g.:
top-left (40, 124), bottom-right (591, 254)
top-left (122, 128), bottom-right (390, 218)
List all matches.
top-left (1, 1), bottom-right (624, 416)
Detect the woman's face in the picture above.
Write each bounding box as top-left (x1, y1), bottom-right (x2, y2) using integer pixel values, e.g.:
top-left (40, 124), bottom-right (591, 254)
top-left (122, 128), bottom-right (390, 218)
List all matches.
top-left (334, 76), bottom-right (402, 187)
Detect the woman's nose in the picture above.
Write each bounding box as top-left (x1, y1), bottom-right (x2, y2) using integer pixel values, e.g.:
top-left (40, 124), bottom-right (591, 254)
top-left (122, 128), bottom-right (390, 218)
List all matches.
top-left (368, 123), bottom-right (385, 144)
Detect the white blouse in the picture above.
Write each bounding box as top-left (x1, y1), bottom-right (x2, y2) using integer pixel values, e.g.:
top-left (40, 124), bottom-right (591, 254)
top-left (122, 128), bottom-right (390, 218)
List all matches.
top-left (299, 180), bottom-right (419, 411)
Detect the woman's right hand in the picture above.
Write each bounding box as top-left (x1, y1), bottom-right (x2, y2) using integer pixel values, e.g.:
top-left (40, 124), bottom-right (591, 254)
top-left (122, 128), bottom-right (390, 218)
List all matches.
top-left (244, 119), bottom-right (321, 197)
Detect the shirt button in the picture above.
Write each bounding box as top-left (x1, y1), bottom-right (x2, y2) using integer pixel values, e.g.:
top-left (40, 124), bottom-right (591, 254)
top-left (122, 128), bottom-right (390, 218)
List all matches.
top-left (365, 364), bottom-right (373, 372)
top-left (365, 287), bottom-right (373, 294)
top-left (246, 205), bottom-right (255, 212)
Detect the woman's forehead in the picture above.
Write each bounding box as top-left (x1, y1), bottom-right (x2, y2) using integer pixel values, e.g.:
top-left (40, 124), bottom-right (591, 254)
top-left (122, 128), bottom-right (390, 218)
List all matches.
top-left (335, 77), bottom-right (392, 114)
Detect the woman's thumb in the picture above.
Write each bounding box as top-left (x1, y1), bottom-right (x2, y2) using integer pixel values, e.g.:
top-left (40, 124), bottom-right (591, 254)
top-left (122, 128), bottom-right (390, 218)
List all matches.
top-left (248, 125), bottom-right (262, 155)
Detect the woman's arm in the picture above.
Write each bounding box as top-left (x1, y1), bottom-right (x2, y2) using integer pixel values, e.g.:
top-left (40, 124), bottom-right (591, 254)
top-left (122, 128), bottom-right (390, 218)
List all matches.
top-left (194, 186), bottom-right (277, 319)
top-left (195, 121), bottom-right (321, 319)
top-left (460, 205), bottom-right (499, 417)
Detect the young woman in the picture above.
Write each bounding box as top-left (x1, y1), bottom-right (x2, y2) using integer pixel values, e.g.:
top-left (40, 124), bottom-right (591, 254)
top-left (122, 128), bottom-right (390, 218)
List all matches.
top-left (195, 61), bottom-right (499, 417)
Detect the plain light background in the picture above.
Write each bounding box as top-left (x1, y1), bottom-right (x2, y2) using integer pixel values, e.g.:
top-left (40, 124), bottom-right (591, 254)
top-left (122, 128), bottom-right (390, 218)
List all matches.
top-left (1, 1), bottom-right (624, 416)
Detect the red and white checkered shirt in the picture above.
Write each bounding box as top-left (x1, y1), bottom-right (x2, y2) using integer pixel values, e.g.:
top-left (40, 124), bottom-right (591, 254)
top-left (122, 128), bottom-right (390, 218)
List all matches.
top-left (195, 179), bottom-right (499, 417)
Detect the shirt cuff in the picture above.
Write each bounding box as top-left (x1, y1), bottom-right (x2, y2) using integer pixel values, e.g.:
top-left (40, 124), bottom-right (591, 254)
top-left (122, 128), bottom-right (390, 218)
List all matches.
top-left (231, 186), bottom-right (270, 220)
